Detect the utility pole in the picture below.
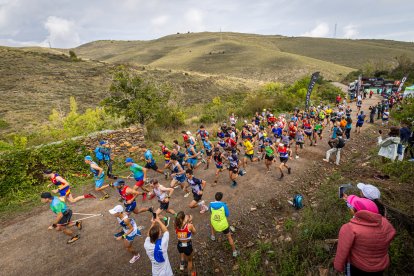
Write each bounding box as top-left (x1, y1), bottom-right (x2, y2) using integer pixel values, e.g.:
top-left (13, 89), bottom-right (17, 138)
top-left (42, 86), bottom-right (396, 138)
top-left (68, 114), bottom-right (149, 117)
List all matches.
top-left (48, 40), bottom-right (52, 48)
top-left (333, 23), bottom-right (337, 38)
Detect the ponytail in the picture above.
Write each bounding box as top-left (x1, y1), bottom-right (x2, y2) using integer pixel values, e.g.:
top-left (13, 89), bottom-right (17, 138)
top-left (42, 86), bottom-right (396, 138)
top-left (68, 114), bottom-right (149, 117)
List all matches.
top-left (175, 211), bottom-right (185, 229)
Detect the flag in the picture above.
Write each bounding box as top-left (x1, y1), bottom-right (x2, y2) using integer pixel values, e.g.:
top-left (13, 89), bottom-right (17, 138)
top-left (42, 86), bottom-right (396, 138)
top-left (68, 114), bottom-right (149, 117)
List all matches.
top-left (396, 74), bottom-right (409, 93)
top-left (305, 72), bottom-right (320, 111)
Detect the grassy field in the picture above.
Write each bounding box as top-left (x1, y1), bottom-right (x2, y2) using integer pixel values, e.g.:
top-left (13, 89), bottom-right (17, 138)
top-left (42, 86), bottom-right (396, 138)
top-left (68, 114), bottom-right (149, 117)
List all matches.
top-left (75, 32), bottom-right (355, 82)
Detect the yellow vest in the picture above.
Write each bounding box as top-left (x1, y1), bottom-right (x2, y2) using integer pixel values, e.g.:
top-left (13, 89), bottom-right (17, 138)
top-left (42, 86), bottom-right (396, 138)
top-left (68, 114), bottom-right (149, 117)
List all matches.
top-left (210, 206), bottom-right (229, 232)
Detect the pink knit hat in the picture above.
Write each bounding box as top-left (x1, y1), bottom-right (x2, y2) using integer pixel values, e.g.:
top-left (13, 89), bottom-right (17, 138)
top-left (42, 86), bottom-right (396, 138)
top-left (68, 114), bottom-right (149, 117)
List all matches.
top-left (347, 195), bottom-right (379, 214)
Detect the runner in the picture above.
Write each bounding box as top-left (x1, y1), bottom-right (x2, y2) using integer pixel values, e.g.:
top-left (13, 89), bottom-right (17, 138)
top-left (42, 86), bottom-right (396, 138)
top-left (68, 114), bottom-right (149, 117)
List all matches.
top-left (144, 146), bottom-right (164, 175)
top-left (94, 140), bottom-right (115, 179)
top-left (109, 205), bottom-right (142, 264)
top-left (124, 158), bottom-right (150, 197)
top-left (144, 217), bottom-right (173, 276)
top-left (44, 169), bottom-right (95, 202)
top-left (169, 154), bottom-right (187, 190)
top-left (148, 179), bottom-right (176, 227)
top-left (174, 211), bottom-right (197, 274)
top-left (242, 137), bottom-right (258, 171)
top-left (288, 122), bottom-right (297, 146)
top-left (355, 111), bottom-right (366, 134)
top-left (226, 149), bottom-right (241, 187)
top-left (303, 119), bottom-right (314, 146)
top-left (159, 141), bottom-right (172, 177)
top-left (84, 155), bottom-right (110, 200)
top-left (277, 142), bottom-right (292, 180)
top-left (313, 121), bottom-right (323, 146)
top-left (294, 128), bottom-right (305, 159)
top-left (201, 136), bottom-right (214, 170)
top-left (40, 192), bottom-right (82, 244)
top-left (209, 192), bottom-right (238, 257)
top-left (263, 138), bottom-right (276, 173)
top-left (184, 169), bottom-right (209, 213)
top-left (111, 179), bottom-right (153, 216)
top-left (212, 147), bottom-right (225, 186)
top-left (185, 141), bottom-right (202, 170)
top-left (196, 125), bottom-right (209, 142)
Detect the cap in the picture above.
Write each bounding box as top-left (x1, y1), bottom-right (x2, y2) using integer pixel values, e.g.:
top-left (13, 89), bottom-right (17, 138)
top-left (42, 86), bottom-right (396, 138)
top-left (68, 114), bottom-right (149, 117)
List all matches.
top-left (214, 147), bottom-right (220, 152)
top-left (99, 140), bottom-right (107, 145)
top-left (347, 195), bottom-right (379, 213)
top-left (43, 169), bottom-right (52, 174)
top-left (113, 179), bottom-right (125, 187)
top-left (186, 131), bottom-right (191, 135)
top-left (84, 155), bottom-right (93, 161)
top-left (357, 183), bottom-right (380, 200)
top-left (40, 192), bottom-right (53, 199)
top-left (109, 205), bottom-right (124, 214)
top-left (125, 157), bottom-right (134, 163)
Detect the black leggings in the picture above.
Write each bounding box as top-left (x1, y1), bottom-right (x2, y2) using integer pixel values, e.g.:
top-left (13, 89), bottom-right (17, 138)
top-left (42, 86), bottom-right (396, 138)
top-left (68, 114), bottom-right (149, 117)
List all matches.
top-left (348, 264), bottom-right (383, 275)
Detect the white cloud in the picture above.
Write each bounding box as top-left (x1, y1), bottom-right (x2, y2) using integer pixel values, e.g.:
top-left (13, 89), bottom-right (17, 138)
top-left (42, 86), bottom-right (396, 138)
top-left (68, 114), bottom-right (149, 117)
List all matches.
top-left (151, 15), bottom-right (169, 27)
top-left (302, 23), bottom-right (330, 38)
top-left (42, 16), bottom-right (80, 48)
top-left (185, 9), bottom-right (204, 31)
top-left (343, 24), bottom-right (358, 39)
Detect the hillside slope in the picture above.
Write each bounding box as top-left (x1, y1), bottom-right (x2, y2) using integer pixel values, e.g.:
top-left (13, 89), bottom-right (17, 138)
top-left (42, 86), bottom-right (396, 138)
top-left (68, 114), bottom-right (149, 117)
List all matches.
top-left (74, 32), bottom-right (414, 82)
top-left (0, 47), bottom-right (257, 135)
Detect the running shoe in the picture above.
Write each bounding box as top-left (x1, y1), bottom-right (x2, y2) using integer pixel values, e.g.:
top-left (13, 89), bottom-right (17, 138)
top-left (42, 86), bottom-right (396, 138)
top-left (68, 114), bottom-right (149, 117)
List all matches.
top-left (100, 194), bottom-right (110, 201)
top-left (137, 225), bottom-right (145, 231)
top-left (295, 155), bottom-right (299, 159)
top-left (184, 192), bottom-right (190, 198)
top-left (142, 192), bottom-right (147, 201)
top-left (84, 193), bottom-right (96, 199)
top-left (322, 159), bottom-right (329, 163)
top-left (201, 159), bottom-right (206, 164)
top-left (75, 221), bottom-right (82, 230)
top-left (210, 235), bottom-right (216, 241)
top-left (279, 173), bottom-right (284, 180)
top-left (149, 193), bottom-right (156, 200)
top-left (231, 181), bottom-right (237, 188)
top-left (114, 231), bottom-right (124, 238)
top-left (129, 254), bottom-right (140, 264)
top-left (288, 167), bottom-right (291, 174)
top-left (180, 261), bottom-right (185, 271)
top-left (136, 229), bottom-right (142, 237)
top-left (67, 235), bottom-right (80, 244)
top-left (200, 205), bottom-right (208, 214)
top-left (109, 182), bottom-right (114, 187)
top-left (164, 172), bottom-right (168, 179)
top-left (232, 251), bottom-right (239, 257)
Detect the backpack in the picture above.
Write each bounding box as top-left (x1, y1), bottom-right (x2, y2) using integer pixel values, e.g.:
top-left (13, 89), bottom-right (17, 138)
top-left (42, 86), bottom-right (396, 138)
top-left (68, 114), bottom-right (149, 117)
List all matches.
top-left (94, 147), bottom-right (103, 161)
top-left (293, 194), bottom-right (303, 210)
top-left (336, 137), bottom-right (346, 148)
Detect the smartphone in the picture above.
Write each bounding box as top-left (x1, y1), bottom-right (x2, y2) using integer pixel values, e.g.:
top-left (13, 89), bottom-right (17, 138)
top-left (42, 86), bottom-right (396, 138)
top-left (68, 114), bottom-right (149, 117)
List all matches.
top-left (339, 184), bottom-right (352, 198)
top-left (152, 212), bottom-right (157, 219)
top-left (339, 186), bottom-right (346, 198)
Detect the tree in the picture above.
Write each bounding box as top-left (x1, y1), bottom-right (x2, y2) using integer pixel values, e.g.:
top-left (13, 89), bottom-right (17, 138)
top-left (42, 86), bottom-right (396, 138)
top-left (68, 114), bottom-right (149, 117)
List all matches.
top-left (103, 66), bottom-right (171, 125)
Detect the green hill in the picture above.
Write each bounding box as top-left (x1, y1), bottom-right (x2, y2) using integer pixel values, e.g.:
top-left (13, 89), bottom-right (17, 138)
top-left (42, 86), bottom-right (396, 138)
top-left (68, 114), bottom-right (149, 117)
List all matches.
top-left (74, 32), bottom-right (414, 82)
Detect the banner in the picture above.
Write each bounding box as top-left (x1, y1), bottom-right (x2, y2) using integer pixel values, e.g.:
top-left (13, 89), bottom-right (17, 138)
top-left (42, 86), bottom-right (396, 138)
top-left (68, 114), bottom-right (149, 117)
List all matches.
top-left (305, 72), bottom-right (320, 111)
top-left (396, 74), bottom-right (409, 93)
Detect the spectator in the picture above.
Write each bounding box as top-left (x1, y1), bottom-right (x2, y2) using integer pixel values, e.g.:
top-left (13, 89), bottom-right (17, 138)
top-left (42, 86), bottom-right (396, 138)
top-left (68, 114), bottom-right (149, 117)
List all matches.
top-left (334, 195), bottom-right (396, 274)
top-left (398, 123), bottom-right (411, 161)
top-left (378, 127), bottom-right (400, 162)
top-left (356, 183), bottom-right (385, 216)
top-left (144, 217), bottom-right (173, 276)
top-left (369, 105), bottom-right (376, 123)
top-left (323, 135), bottom-right (346, 165)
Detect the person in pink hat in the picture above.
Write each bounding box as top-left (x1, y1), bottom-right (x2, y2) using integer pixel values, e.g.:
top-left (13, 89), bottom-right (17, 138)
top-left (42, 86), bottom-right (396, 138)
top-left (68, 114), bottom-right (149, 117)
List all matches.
top-left (334, 195), bottom-right (396, 274)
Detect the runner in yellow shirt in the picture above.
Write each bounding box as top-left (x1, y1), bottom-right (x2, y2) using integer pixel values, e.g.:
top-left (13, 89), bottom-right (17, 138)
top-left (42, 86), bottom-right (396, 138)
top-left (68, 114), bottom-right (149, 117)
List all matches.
top-left (242, 137), bottom-right (258, 172)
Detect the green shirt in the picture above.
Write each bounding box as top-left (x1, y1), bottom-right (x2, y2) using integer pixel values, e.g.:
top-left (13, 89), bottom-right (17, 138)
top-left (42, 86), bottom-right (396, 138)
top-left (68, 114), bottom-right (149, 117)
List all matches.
top-left (265, 146), bottom-right (274, 157)
top-left (50, 196), bottom-right (67, 214)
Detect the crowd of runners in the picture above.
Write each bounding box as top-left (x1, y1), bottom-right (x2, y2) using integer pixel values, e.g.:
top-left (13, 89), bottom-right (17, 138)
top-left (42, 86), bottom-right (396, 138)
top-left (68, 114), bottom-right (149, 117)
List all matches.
top-left (40, 90), bottom-right (409, 275)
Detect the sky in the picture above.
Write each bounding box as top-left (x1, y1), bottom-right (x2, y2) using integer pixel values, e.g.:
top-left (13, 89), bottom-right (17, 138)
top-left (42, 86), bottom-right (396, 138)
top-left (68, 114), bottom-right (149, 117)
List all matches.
top-left (0, 0), bottom-right (413, 48)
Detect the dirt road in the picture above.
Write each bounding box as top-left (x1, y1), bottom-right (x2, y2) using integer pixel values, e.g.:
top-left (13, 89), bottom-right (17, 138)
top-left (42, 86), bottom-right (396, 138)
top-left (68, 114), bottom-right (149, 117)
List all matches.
top-left (0, 94), bottom-right (380, 276)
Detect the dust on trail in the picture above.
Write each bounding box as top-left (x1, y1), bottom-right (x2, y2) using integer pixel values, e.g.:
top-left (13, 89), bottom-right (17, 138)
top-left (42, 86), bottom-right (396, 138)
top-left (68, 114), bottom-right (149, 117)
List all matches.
top-left (0, 93), bottom-right (381, 276)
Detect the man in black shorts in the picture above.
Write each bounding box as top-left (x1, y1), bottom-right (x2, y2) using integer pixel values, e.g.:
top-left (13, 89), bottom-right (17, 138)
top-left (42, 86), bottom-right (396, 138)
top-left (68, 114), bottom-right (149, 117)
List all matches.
top-left (41, 192), bottom-right (82, 244)
top-left (185, 169), bottom-right (209, 214)
top-left (226, 149), bottom-right (241, 187)
top-left (148, 179), bottom-right (175, 227)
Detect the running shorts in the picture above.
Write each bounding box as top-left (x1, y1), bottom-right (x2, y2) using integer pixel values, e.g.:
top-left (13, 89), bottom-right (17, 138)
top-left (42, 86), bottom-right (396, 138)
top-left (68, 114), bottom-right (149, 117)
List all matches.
top-left (160, 201), bottom-right (169, 210)
top-left (134, 179), bottom-right (144, 187)
top-left (145, 162), bottom-right (159, 171)
top-left (58, 209), bottom-right (72, 225)
top-left (192, 192), bottom-right (202, 202)
top-left (124, 201), bottom-right (137, 213)
top-left (177, 240), bottom-right (193, 256)
top-left (265, 155), bottom-right (274, 161)
top-left (279, 157), bottom-right (289, 163)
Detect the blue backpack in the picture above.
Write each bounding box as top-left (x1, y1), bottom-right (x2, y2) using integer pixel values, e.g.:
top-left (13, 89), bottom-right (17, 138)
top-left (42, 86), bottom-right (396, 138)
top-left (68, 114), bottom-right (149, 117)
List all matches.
top-left (94, 147), bottom-right (104, 161)
top-left (293, 194), bottom-right (303, 210)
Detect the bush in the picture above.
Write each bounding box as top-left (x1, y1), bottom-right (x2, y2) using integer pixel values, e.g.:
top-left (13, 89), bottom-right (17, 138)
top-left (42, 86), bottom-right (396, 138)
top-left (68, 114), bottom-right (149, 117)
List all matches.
top-left (0, 140), bottom-right (88, 208)
top-left (68, 50), bottom-right (80, 61)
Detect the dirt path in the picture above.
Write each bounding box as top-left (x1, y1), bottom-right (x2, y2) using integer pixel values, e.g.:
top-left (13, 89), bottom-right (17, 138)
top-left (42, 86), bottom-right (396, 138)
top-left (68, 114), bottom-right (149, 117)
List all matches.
top-left (0, 94), bottom-right (380, 276)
